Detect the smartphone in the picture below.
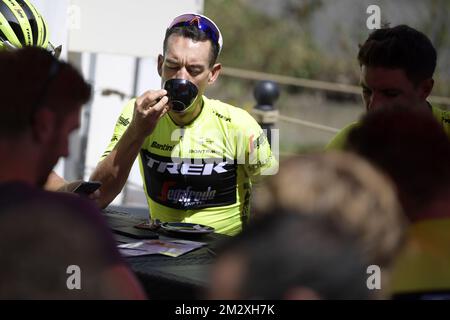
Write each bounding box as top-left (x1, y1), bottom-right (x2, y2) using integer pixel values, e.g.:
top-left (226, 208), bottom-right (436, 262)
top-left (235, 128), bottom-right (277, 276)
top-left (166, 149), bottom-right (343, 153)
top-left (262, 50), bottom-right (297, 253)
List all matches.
top-left (112, 226), bottom-right (159, 239)
top-left (73, 181), bottom-right (102, 195)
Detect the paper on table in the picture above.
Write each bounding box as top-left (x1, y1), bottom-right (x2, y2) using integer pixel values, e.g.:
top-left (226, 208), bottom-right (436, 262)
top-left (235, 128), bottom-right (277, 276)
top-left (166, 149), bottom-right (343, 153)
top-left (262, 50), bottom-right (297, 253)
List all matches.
top-left (118, 239), bottom-right (207, 257)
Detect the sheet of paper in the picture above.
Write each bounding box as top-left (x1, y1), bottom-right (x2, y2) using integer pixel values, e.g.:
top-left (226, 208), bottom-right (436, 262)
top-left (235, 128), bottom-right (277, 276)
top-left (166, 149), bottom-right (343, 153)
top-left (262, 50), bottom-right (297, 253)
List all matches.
top-left (118, 239), bottom-right (207, 257)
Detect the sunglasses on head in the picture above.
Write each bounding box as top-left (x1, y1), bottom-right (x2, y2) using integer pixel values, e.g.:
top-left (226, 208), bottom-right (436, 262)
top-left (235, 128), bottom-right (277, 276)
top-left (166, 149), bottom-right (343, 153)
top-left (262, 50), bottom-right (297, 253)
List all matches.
top-left (0, 36), bottom-right (62, 59)
top-left (168, 13), bottom-right (223, 54)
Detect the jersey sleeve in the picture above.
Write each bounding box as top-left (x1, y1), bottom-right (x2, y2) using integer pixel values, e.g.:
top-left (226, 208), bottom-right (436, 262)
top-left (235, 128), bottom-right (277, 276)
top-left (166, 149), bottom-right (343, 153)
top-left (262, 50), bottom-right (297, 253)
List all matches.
top-left (431, 105), bottom-right (450, 138)
top-left (325, 122), bottom-right (359, 150)
top-left (99, 99), bottom-right (136, 161)
top-left (235, 110), bottom-right (279, 179)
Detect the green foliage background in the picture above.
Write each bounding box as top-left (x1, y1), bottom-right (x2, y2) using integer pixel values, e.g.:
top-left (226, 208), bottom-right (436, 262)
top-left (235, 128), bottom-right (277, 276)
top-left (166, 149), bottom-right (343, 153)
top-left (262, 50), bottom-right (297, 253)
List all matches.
top-left (204, 0), bottom-right (449, 96)
top-left (204, 0), bottom-right (450, 153)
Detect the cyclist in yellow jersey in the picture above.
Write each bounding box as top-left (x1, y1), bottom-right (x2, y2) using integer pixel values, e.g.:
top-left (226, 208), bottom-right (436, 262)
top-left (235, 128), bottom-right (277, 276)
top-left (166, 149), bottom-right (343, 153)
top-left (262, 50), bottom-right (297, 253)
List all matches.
top-left (326, 25), bottom-right (450, 150)
top-left (91, 14), bottom-right (278, 235)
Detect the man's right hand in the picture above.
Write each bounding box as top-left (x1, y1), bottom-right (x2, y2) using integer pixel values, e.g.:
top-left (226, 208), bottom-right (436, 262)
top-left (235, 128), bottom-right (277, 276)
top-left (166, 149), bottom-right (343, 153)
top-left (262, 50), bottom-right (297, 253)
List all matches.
top-left (90, 90), bottom-right (169, 209)
top-left (128, 89), bottom-right (169, 139)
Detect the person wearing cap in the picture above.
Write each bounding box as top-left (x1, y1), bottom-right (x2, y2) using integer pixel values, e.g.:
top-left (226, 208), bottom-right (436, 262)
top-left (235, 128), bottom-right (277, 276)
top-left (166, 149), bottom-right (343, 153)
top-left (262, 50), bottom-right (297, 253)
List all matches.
top-left (326, 25), bottom-right (450, 150)
top-left (0, 0), bottom-right (61, 56)
top-left (91, 13), bottom-right (278, 236)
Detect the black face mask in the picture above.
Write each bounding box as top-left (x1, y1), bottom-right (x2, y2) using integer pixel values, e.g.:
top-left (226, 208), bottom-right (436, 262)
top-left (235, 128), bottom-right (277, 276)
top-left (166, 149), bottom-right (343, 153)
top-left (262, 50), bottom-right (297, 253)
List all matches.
top-left (164, 79), bottom-right (199, 112)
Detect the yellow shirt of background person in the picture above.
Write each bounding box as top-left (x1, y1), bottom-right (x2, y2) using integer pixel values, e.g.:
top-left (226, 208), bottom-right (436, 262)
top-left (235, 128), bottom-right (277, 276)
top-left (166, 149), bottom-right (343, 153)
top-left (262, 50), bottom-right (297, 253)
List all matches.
top-left (390, 218), bottom-right (450, 298)
top-left (326, 105), bottom-right (450, 150)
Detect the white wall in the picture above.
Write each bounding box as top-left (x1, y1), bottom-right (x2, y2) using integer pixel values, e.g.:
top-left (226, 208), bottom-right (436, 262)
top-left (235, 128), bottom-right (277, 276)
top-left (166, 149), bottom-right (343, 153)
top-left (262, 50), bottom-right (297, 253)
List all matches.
top-left (68, 0), bottom-right (204, 57)
top-left (30, 0), bottom-right (71, 177)
top-left (82, 54), bottom-right (164, 206)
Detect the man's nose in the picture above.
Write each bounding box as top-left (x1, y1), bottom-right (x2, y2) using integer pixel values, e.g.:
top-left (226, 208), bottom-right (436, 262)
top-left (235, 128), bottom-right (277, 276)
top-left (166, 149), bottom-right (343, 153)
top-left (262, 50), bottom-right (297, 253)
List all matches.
top-left (175, 67), bottom-right (189, 80)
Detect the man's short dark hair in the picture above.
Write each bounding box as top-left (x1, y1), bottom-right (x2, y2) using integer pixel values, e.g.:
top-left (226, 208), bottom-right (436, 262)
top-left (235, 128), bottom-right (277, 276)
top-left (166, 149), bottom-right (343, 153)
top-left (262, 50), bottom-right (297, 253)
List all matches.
top-left (358, 25), bottom-right (437, 84)
top-left (163, 25), bottom-right (220, 67)
top-left (0, 47), bottom-right (91, 137)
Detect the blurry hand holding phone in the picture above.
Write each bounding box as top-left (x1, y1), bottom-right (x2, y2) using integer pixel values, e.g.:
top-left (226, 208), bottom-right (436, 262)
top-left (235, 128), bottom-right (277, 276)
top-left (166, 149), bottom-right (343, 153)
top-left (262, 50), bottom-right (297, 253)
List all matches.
top-left (73, 181), bottom-right (102, 196)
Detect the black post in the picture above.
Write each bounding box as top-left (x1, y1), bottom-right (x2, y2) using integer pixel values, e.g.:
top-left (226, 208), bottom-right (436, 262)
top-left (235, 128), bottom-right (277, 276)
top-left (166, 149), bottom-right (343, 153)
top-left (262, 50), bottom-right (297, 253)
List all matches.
top-left (252, 80), bottom-right (280, 145)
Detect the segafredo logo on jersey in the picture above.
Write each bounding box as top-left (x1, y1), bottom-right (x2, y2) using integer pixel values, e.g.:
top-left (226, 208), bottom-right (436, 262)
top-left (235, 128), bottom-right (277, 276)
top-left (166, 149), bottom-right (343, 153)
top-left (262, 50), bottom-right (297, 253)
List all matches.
top-left (145, 156), bottom-right (230, 175)
top-left (159, 184), bottom-right (217, 206)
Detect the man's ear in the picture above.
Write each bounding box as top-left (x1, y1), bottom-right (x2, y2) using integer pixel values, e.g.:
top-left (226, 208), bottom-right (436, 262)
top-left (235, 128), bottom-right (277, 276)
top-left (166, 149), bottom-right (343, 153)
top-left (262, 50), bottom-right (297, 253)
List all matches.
top-left (157, 54), bottom-right (164, 77)
top-left (418, 78), bottom-right (434, 100)
top-left (31, 108), bottom-right (56, 144)
top-left (208, 63), bottom-right (222, 84)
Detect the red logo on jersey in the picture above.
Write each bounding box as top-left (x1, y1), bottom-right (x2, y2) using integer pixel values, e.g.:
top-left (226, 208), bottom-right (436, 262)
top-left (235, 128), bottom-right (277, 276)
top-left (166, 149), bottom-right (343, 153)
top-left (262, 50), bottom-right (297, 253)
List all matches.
top-left (158, 181), bottom-right (177, 201)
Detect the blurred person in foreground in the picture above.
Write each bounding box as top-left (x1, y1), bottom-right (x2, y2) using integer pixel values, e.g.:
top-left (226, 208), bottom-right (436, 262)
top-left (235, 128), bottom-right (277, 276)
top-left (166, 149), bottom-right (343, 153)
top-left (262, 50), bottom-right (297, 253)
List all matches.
top-left (209, 152), bottom-right (405, 299)
top-left (326, 24), bottom-right (449, 150)
top-left (345, 107), bottom-right (450, 299)
top-left (90, 13), bottom-right (278, 236)
top-left (251, 152), bottom-right (406, 297)
top-left (0, 47), bottom-right (145, 299)
top-left (0, 0), bottom-right (100, 198)
top-left (208, 212), bottom-right (372, 300)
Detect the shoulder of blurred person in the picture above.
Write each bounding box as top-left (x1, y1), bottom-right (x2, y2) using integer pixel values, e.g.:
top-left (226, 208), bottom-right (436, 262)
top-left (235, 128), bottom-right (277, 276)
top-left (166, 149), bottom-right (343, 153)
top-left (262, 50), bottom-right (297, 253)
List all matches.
top-left (0, 181), bottom-right (145, 299)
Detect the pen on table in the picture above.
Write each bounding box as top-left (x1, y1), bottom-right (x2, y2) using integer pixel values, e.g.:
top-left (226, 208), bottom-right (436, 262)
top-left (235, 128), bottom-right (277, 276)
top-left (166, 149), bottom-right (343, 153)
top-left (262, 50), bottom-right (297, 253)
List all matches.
top-left (207, 248), bottom-right (217, 256)
top-left (118, 247), bottom-right (148, 252)
top-left (129, 248), bottom-right (148, 252)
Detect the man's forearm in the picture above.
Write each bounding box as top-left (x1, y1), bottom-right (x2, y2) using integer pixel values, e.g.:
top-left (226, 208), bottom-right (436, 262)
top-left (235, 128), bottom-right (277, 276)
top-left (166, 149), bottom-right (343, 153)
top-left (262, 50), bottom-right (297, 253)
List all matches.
top-left (92, 90), bottom-right (169, 208)
top-left (90, 126), bottom-right (146, 208)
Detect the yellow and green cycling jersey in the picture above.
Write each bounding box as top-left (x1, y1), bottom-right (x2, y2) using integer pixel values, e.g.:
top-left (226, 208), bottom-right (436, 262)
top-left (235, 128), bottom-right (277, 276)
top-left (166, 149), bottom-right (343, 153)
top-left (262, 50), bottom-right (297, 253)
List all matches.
top-left (326, 104), bottom-right (450, 150)
top-left (102, 96), bottom-right (278, 236)
top-left (390, 218), bottom-right (450, 299)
